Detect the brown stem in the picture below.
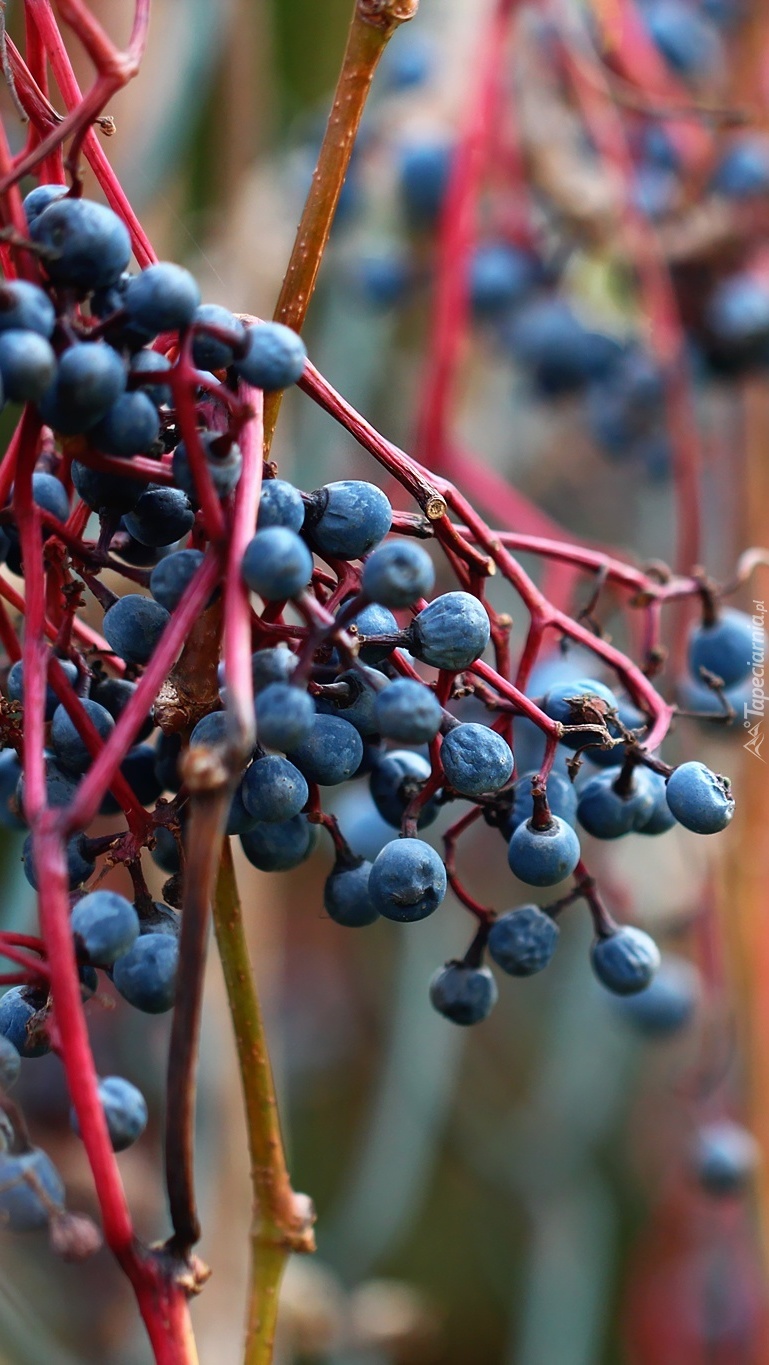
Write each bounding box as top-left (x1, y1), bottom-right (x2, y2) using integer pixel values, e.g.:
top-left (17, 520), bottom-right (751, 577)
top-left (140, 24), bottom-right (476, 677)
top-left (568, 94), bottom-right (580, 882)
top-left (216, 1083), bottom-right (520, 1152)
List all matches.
top-left (263, 0), bottom-right (418, 453)
top-left (212, 843), bottom-right (315, 1365)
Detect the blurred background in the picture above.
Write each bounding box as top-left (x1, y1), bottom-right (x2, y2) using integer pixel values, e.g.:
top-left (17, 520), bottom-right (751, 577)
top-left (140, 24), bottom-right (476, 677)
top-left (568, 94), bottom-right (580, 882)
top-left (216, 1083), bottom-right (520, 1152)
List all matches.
top-left (2, 0), bottom-right (769, 1361)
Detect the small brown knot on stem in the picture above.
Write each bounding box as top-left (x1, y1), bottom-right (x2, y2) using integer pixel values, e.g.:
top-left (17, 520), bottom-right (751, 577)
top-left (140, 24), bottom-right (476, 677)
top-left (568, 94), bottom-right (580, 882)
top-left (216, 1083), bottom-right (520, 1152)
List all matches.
top-left (287, 1191), bottom-right (317, 1254)
top-left (358, 0), bottom-right (419, 30)
top-left (180, 745), bottom-right (229, 794)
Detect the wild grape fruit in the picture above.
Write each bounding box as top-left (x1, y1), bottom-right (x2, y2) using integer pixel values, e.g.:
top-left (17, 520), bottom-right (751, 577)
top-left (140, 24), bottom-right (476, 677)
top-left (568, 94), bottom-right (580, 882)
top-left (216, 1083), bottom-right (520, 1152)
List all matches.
top-left (590, 927), bottom-right (661, 996)
top-left (71, 1076), bottom-right (148, 1153)
top-left (665, 761), bottom-right (735, 833)
top-left (507, 816), bottom-right (581, 886)
top-left (693, 1120), bottom-right (758, 1197)
top-left (0, 171), bottom-right (746, 1267)
top-left (429, 963), bottom-right (498, 1025)
top-left (487, 905), bottom-right (559, 977)
top-left (368, 838), bottom-right (447, 922)
top-left (0, 1148), bottom-right (65, 1231)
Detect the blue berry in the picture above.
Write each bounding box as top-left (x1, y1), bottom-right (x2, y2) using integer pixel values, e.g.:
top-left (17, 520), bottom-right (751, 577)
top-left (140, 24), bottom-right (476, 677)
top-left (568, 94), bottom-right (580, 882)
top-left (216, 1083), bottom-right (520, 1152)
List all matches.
top-left (240, 814), bottom-right (318, 871)
top-left (123, 486), bottom-right (194, 547)
top-left (172, 433), bottom-right (242, 502)
top-left (18, 758), bottom-right (78, 816)
top-left (241, 755), bottom-right (309, 823)
top-left (257, 479), bottom-right (305, 533)
top-left (129, 348), bottom-right (172, 407)
top-left (488, 904), bottom-right (559, 976)
top-left (242, 527), bottom-right (313, 601)
top-left (0, 1149), bottom-right (65, 1231)
top-left (91, 677), bottom-right (154, 740)
top-left (609, 954), bottom-right (698, 1036)
top-left (111, 745), bottom-right (163, 808)
top-left (70, 890), bottom-right (140, 966)
top-left (368, 837), bottom-right (447, 921)
top-left (636, 770), bottom-right (677, 835)
top-left (250, 646), bottom-right (299, 691)
top-left (102, 595), bottom-right (170, 665)
top-left (379, 32), bottom-right (433, 89)
top-left (31, 472), bottom-right (70, 523)
top-left (234, 322), bottom-right (307, 390)
top-left (31, 196), bottom-right (131, 290)
top-left (23, 832), bottom-right (94, 891)
top-left (576, 765), bottom-right (656, 839)
top-left (154, 732), bottom-right (182, 791)
top-left (71, 1075), bottom-right (147, 1152)
top-left (0, 330), bottom-right (55, 402)
top-left (6, 656), bottom-right (78, 721)
top-left (374, 678), bottom-right (442, 744)
top-left (711, 135), bottom-right (769, 198)
top-left (370, 749), bottom-right (439, 829)
top-left (189, 710), bottom-right (228, 749)
top-left (354, 249), bottom-right (412, 309)
top-left (688, 608), bottom-right (756, 688)
top-left (308, 481), bottom-right (392, 561)
top-left (226, 781), bottom-right (259, 837)
top-left (140, 902), bottom-right (180, 937)
top-left (90, 391), bottom-right (160, 457)
top-left (706, 274), bottom-right (769, 347)
top-left (409, 592), bottom-right (490, 671)
top-left (150, 549), bottom-right (206, 611)
top-left (0, 280), bottom-right (55, 338)
top-left (39, 341), bottom-right (126, 435)
top-left (192, 304), bottom-right (246, 371)
top-left (50, 698), bottom-right (114, 774)
top-left (124, 263), bottom-right (200, 333)
top-left (316, 668), bottom-right (381, 738)
top-left (542, 677), bottom-right (617, 750)
top-left (288, 713), bottom-right (363, 786)
top-left (71, 460), bottom-right (143, 515)
top-left (255, 683), bottom-right (315, 752)
top-left (440, 723), bottom-right (513, 797)
top-left (112, 933), bottom-right (179, 1013)
top-left (151, 826), bottom-right (181, 874)
top-left (362, 540), bottom-right (435, 607)
top-left (22, 182), bottom-right (67, 228)
top-left (398, 139), bottom-right (453, 225)
top-left (590, 926), bottom-right (661, 996)
top-left (644, 0), bottom-right (722, 76)
top-left (0, 749), bottom-right (24, 830)
top-left (469, 242), bottom-right (538, 317)
top-left (0, 987), bottom-right (49, 1057)
top-left (665, 761), bottom-right (735, 833)
top-left (324, 857), bottom-right (379, 927)
top-left (429, 962), bottom-right (498, 1025)
top-left (91, 273), bottom-right (154, 352)
top-left (506, 298), bottom-right (623, 395)
top-left (504, 770), bottom-right (577, 836)
top-left (693, 1120), bottom-right (758, 1197)
top-left (507, 816), bottom-right (581, 886)
top-left (0, 1035), bottom-right (20, 1089)
top-left (348, 601), bottom-right (399, 663)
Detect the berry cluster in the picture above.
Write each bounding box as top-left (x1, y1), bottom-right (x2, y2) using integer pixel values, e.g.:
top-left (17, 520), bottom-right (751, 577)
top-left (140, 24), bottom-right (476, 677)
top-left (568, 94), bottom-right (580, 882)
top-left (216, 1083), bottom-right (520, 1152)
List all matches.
top-left (0, 181), bottom-right (752, 1250)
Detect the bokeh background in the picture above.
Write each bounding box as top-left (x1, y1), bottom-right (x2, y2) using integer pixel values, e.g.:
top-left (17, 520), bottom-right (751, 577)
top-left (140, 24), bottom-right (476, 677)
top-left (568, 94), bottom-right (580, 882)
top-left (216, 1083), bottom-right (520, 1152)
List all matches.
top-left (2, 0), bottom-right (769, 1361)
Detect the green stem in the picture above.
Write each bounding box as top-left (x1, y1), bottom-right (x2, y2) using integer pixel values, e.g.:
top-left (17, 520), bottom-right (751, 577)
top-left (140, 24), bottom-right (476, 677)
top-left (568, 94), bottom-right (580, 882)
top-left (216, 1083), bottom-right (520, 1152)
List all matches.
top-left (263, 0), bottom-right (418, 453)
top-left (212, 842), bottom-right (315, 1365)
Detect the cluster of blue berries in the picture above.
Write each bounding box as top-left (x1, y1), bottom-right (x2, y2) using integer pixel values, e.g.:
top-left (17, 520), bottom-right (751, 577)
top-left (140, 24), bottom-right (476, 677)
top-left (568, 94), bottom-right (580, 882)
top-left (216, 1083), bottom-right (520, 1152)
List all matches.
top-left (0, 182), bottom-right (748, 1235)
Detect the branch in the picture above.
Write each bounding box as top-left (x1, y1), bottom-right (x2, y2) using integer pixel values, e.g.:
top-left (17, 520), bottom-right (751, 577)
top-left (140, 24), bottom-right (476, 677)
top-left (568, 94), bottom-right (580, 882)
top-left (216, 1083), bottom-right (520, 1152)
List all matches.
top-left (213, 843), bottom-right (315, 1365)
top-left (263, 0), bottom-right (418, 451)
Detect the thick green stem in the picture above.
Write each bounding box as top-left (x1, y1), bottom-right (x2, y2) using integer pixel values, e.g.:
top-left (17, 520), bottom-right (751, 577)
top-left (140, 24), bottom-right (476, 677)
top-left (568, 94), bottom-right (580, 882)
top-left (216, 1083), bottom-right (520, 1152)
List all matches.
top-left (213, 843), bottom-right (315, 1365)
top-left (263, 0), bottom-right (418, 452)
